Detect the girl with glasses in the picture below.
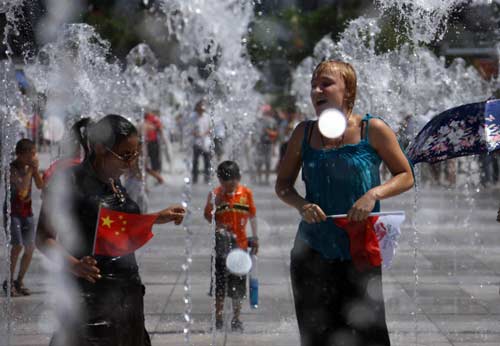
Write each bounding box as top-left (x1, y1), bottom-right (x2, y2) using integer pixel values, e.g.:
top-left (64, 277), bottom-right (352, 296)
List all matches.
top-left (36, 114), bottom-right (185, 346)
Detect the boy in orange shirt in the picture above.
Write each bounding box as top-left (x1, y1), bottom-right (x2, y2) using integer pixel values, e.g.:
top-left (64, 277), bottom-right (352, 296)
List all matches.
top-left (204, 161), bottom-right (258, 332)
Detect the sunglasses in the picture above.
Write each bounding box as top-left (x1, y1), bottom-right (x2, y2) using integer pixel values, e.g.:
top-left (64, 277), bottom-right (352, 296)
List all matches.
top-left (105, 147), bottom-right (140, 163)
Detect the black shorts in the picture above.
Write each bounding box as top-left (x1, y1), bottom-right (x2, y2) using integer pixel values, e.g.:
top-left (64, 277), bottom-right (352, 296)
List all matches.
top-left (290, 237), bottom-right (390, 346)
top-left (212, 256), bottom-right (247, 300)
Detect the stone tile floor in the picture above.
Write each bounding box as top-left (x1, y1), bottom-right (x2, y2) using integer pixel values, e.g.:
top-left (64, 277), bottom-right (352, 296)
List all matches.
top-left (1, 171), bottom-right (500, 346)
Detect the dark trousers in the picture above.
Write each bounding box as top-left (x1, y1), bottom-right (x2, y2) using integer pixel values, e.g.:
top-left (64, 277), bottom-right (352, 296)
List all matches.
top-left (49, 277), bottom-right (151, 346)
top-left (290, 239), bottom-right (391, 346)
top-left (192, 145), bottom-right (211, 183)
top-left (147, 140), bottom-right (161, 172)
top-left (480, 153), bottom-right (499, 185)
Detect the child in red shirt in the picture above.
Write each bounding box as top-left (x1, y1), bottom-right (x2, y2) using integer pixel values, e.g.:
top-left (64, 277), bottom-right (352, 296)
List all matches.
top-left (204, 161), bottom-right (258, 332)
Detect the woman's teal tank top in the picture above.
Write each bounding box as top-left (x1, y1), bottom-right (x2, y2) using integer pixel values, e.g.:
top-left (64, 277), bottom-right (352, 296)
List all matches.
top-left (297, 115), bottom-right (382, 260)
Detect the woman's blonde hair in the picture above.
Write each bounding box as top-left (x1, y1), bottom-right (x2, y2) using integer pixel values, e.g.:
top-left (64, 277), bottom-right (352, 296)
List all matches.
top-left (312, 60), bottom-right (357, 114)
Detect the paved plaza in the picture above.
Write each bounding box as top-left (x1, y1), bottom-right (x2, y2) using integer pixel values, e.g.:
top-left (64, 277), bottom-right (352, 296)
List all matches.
top-left (2, 162), bottom-right (500, 346)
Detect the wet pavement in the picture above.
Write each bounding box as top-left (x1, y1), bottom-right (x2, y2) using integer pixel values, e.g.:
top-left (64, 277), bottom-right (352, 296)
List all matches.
top-left (2, 159), bottom-right (500, 346)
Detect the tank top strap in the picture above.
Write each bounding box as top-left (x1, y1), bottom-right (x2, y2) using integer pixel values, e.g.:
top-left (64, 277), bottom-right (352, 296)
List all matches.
top-left (361, 114), bottom-right (385, 141)
top-left (361, 114), bottom-right (416, 178)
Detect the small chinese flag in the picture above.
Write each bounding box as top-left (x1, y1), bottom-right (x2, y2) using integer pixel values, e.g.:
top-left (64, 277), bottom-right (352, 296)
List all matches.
top-left (93, 206), bottom-right (158, 257)
top-left (333, 216), bottom-right (382, 271)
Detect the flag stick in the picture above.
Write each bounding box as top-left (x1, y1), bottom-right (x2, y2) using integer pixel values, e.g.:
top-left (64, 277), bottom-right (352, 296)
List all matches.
top-left (327, 211), bottom-right (405, 219)
top-left (92, 203), bottom-right (103, 256)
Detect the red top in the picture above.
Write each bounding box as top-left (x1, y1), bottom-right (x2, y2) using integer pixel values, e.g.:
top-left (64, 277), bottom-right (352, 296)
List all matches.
top-left (10, 189), bottom-right (32, 218)
top-left (9, 164), bottom-right (33, 218)
top-left (144, 113), bottom-right (163, 142)
top-left (204, 184), bottom-right (256, 250)
top-left (43, 157), bottom-right (81, 184)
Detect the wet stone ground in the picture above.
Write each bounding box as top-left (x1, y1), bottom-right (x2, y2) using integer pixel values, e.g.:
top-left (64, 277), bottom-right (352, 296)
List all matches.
top-left (2, 161), bottom-right (500, 346)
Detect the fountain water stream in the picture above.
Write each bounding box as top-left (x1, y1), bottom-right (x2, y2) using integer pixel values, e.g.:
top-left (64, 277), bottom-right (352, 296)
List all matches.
top-left (291, 2), bottom-right (498, 345)
top-left (0, 1), bottom-right (27, 344)
top-left (158, 2), bottom-right (261, 344)
top-left (0, 1), bottom-right (499, 345)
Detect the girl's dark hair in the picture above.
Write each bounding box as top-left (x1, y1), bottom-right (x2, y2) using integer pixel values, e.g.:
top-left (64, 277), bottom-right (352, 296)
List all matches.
top-left (15, 138), bottom-right (35, 155)
top-left (69, 117), bottom-right (91, 156)
top-left (74, 114), bottom-right (138, 161)
top-left (217, 161), bottom-right (241, 181)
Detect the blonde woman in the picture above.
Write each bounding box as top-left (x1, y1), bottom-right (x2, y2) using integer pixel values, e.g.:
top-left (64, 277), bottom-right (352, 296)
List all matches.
top-left (276, 60), bottom-right (414, 346)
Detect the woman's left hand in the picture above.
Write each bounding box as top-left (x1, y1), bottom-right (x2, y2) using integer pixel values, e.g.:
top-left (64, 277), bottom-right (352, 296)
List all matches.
top-left (156, 205), bottom-right (186, 225)
top-left (347, 191), bottom-right (377, 222)
top-left (496, 207), bottom-right (500, 223)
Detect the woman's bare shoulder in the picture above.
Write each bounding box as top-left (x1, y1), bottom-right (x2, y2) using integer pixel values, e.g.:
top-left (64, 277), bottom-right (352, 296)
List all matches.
top-left (367, 117), bottom-right (393, 133)
top-left (366, 117), bottom-right (398, 149)
top-left (290, 120), bottom-right (309, 141)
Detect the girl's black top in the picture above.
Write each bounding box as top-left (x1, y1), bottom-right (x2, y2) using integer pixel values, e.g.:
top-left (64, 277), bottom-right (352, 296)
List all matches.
top-left (47, 159), bottom-right (141, 279)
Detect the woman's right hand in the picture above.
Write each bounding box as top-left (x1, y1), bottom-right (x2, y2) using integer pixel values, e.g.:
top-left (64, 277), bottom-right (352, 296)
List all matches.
top-left (497, 208), bottom-right (500, 223)
top-left (70, 256), bottom-right (101, 283)
top-left (156, 205), bottom-right (186, 225)
top-left (300, 203), bottom-right (327, 224)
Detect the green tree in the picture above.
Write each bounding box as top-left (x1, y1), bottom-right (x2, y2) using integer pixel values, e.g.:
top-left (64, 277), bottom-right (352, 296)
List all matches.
top-left (83, 1), bottom-right (144, 60)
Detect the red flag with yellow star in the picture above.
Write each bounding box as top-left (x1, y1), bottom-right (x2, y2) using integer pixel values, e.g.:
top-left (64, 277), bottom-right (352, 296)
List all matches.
top-left (93, 206), bottom-right (158, 257)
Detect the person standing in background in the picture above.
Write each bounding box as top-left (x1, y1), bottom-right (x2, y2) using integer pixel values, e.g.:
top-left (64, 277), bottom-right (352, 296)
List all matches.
top-left (3, 139), bottom-right (44, 297)
top-left (192, 100), bottom-right (212, 184)
top-left (204, 161), bottom-right (258, 332)
top-left (277, 106), bottom-right (300, 171)
top-left (254, 105), bottom-right (278, 185)
top-left (214, 117), bottom-right (227, 162)
top-left (144, 111), bottom-right (164, 176)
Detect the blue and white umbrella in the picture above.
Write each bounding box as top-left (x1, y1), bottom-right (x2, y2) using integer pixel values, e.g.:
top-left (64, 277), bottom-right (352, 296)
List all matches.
top-left (407, 99), bottom-right (500, 164)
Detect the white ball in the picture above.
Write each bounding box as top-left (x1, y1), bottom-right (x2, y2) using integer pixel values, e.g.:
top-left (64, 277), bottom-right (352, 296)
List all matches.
top-left (225, 249), bottom-right (252, 276)
top-left (318, 108), bottom-right (347, 139)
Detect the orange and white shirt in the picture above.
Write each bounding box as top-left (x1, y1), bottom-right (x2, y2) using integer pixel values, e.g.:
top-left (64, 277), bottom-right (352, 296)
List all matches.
top-left (204, 184), bottom-right (256, 250)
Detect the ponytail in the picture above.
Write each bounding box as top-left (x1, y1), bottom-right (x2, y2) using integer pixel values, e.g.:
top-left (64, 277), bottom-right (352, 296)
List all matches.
top-left (70, 117), bottom-right (92, 160)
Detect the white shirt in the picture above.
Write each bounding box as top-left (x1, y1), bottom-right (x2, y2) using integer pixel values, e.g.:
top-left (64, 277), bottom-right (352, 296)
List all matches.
top-left (193, 112), bottom-right (211, 151)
